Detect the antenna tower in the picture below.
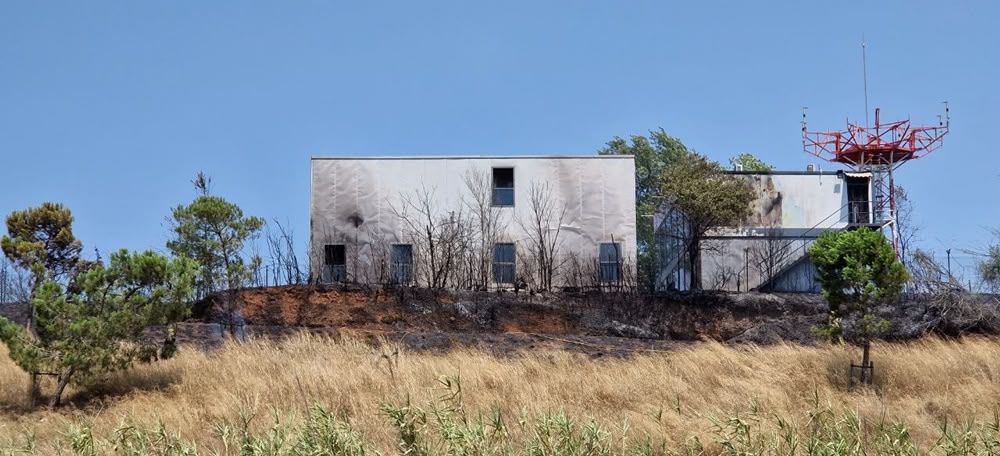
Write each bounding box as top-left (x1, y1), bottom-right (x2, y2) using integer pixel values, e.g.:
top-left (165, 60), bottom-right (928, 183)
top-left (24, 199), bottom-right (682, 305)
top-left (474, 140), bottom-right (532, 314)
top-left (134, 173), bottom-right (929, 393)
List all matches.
top-left (800, 40), bottom-right (950, 256)
top-left (801, 112), bottom-right (949, 255)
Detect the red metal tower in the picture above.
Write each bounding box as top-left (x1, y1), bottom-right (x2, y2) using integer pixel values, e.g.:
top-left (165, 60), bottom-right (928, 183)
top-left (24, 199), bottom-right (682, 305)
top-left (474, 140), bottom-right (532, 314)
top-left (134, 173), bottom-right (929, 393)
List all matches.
top-left (801, 104), bottom-right (950, 254)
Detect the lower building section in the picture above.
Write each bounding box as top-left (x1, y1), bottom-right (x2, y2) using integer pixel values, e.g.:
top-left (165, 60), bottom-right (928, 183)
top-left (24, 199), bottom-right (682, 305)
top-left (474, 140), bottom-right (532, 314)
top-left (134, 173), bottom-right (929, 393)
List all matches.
top-left (313, 238), bottom-right (635, 291)
top-left (652, 170), bottom-right (874, 293)
top-left (654, 232), bottom-right (822, 293)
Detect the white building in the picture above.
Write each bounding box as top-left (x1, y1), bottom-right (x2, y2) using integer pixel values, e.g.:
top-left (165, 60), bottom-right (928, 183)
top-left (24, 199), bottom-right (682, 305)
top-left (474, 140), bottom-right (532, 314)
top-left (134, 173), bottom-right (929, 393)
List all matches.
top-left (655, 169), bottom-right (876, 292)
top-left (310, 155), bottom-right (637, 289)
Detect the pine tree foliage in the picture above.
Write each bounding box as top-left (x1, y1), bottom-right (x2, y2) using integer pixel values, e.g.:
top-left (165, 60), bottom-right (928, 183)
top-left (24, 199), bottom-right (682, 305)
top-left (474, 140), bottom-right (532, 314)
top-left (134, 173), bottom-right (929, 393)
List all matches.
top-left (809, 228), bottom-right (909, 341)
top-left (167, 193), bottom-right (265, 297)
top-left (0, 204), bottom-right (196, 407)
top-left (0, 202), bottom-right (82, 287)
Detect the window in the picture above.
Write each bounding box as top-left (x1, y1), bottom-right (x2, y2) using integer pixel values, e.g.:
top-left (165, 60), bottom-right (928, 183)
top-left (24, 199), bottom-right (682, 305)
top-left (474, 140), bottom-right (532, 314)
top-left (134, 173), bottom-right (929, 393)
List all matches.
top-left (323, 244), bottom-right (347, 282)
top-left (492, 167), bottom-right (514, 207)
top-left (845, 176), bottom-right (871, 225)
top-left (493, 243), bottom-right (516, 284)
top-left (390, 244), bottom-right (413, 285)
top-left (599, 242), bottom-right (622, 283)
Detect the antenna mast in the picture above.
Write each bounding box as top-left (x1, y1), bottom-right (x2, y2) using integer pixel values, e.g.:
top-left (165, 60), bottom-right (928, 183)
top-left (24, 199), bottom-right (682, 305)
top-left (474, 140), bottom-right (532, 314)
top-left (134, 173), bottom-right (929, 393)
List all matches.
top-left (802, 42), bottom-right (950, 259)
top-left (862, 36), bottom-right (870, 129)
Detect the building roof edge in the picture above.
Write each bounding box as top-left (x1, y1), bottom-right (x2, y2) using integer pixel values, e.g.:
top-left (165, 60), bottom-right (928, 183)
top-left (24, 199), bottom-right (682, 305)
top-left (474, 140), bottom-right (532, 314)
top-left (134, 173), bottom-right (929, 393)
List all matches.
top-left (310, 154), bottom-right (634, 161)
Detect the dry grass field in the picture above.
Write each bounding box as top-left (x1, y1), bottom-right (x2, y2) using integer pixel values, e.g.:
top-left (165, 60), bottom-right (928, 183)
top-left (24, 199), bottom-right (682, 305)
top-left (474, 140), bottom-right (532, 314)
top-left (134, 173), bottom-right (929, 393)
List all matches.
top-left (1, 335), bottom-right (999, 454)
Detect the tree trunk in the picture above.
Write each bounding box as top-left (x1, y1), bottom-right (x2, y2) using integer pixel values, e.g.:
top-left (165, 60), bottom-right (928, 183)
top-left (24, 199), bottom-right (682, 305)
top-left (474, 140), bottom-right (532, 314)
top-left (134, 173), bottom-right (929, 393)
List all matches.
top-left (688, 239), bottom-right (702, 291)
top-left (223, 290), bottom-right (245, 340)
top-left (48, 367), bottom-right (74, 408)
top-left (161, 323), bottom-right (178, 359)
top-left (26, 295), bottom-right (39, 408)
top-left (27, 373), bottom-right (39, 408)
top-left (861, 335), bottom-right (872, 385)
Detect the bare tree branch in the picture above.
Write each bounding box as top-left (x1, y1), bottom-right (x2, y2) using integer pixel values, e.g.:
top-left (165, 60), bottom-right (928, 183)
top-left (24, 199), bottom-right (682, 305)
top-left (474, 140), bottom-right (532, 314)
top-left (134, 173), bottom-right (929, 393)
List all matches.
top-left (265, 218), bottom-right (304, 286)
top-left (748, 227), bottom-right (791, 290)
top-left (0, 257), bottom-right (30, 304)
top-left (388, 185), bottom-right (470, 289)
top-left (461, 170), bottom-right (510, 290)
top-left (516, 181), bottom-right (568, 291)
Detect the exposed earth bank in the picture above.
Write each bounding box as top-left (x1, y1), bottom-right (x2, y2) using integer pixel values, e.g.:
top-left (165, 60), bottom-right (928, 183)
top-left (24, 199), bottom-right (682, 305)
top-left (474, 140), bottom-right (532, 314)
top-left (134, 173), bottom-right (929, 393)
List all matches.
top-left (188, 285), bottom-right (1000, 350)
top-left (4, 285), bottom-right (995, 354)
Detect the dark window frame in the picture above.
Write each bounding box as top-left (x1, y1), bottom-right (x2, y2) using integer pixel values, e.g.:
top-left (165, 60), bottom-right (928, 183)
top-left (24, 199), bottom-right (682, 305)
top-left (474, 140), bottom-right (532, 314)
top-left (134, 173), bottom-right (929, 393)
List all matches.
top-left (845, 176), bottom-right (871, 225)
top-left (492, 242), bottom-right (516, 284)
top-left (598, 242), bottom-right (623, 283)
top-left (323, 244), bottom-right (347, 282)
top-left (390, 243), bottom-right (413, 285)
top-left (492, 167), bottom-right (515, 207)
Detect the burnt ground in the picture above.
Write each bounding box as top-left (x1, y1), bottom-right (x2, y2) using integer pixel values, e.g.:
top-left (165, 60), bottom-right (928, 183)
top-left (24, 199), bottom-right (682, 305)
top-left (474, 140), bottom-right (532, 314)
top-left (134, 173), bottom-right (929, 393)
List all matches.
top-left (6, 286), bottom-right (998, 356)
top-left (151, 323), bottom-right (685, 357)
top-left (181, 285), bottom-right (1000, 354)
top-left (180, 286), bottom-right (645, 355)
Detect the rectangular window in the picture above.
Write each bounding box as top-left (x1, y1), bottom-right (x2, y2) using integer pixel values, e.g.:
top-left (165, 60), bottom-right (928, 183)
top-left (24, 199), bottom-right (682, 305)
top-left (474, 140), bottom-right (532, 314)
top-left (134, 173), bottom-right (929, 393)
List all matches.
top-left (390, 244), bottom-right (413, 285)
top-left (599, 242), bottom-right (622, 283)
top-left (493, 243), bottom-right (516, 284)
top-left (323, 244), bottom-right (347, 282)
top-left (846, 176), bottom-right (871, 225)
top-left (492, 167), bottom-right (515, 207)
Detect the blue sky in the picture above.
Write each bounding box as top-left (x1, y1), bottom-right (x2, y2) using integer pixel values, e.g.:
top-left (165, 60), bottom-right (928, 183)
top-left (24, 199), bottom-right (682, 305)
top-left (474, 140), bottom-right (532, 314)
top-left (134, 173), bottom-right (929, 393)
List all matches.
top-left (1, 1), bottom-right (996, 282)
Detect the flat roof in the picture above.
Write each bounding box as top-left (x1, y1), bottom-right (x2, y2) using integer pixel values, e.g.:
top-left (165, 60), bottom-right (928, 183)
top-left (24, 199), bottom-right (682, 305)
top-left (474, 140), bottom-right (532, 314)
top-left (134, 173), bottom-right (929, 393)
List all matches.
top-left (726, 170), bottom-right (843, 176)
top-left (311, 154), bottom-right (634, 161)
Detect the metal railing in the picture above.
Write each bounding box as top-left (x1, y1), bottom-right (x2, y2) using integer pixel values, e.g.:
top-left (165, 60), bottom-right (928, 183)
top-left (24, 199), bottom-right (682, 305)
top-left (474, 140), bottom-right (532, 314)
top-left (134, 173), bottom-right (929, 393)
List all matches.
top-left (848, 201), bottom-right (872, 225)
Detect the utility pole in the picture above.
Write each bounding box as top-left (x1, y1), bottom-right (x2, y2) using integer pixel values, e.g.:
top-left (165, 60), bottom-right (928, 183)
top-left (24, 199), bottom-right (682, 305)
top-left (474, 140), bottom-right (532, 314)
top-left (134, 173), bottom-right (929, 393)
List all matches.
top-left (946, 249), bottom-right (952, 281)
top-left (744, 247), bottom-right (750, 292)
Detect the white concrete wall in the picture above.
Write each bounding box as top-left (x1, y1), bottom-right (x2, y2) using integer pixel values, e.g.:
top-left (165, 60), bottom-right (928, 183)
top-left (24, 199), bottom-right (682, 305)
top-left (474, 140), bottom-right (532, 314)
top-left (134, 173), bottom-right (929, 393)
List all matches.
top-left (709, 172), bottom-right (855, 237)
top-left (746, 173), bottom-right (851, 230)
top-left (310, 156), bottom-right (637, 287)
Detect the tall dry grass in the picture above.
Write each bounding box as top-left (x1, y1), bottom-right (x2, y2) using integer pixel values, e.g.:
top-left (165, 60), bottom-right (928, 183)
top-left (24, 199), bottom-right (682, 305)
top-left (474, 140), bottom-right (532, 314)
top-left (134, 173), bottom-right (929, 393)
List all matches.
top-left (1, 335), bottom-right (999, 454)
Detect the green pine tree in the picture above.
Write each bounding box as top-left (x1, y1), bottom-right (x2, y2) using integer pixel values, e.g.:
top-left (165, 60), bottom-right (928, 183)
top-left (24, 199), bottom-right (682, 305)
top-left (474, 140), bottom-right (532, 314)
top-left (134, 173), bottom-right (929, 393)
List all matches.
top-left (809, 228), bottom-right (909, 385)
top-left (0, 204), bottom-right (196, 407)
top-left (167, 173), bottom-right (264, 332)
top-left (1, 202), bottom-right (82, 290)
